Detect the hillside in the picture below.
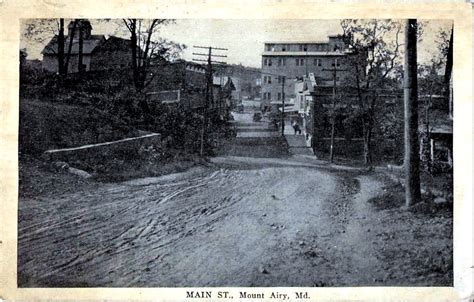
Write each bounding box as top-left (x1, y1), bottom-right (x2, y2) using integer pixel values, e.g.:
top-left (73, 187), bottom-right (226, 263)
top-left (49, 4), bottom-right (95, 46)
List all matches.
top-left (20, 98), bottom-right (139, 155)
top-left (215, 63), bottom-right (261, 99)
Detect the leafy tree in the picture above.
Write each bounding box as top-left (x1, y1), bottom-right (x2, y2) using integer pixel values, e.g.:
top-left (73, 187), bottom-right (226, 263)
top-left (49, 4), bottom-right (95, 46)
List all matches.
top-left (340, 19), bottom-right (403, 166)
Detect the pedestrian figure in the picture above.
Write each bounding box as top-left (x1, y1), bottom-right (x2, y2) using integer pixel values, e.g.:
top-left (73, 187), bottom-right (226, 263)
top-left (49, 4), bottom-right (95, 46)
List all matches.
top-left (292, 121), bottom-right (301, 135)
top-left (272, 118), bottom-right (278, 130)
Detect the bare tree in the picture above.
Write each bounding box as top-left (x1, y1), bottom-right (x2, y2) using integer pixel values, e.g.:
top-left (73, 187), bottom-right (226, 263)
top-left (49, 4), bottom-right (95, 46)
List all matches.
top-left (122, 19), bottom-right (184, 91)
top-left (340, 19), bottom-right (403, 167)
top-left (22, 18), bottom-right (79, 78)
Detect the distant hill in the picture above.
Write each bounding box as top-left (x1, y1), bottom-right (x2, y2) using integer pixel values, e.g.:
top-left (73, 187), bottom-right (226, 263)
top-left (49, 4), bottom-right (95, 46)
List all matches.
top-left (215, 63), bottom-right (261, 100)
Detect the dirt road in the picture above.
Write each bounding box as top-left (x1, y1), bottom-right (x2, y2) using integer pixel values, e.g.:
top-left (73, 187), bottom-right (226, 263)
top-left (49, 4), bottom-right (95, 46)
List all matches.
top-left (18, 158), bottom-right (335, 286)
top-left (18, 113), bottom-right (452, 287)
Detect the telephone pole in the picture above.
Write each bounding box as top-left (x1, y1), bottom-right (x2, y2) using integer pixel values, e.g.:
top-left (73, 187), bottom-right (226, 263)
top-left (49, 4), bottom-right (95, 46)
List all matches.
top-left (192, 46), bottom-right (227, 156)
top-left (404, 19), bottom-right (421, 206)
top-left (323, 64), bottom-right (346, 163)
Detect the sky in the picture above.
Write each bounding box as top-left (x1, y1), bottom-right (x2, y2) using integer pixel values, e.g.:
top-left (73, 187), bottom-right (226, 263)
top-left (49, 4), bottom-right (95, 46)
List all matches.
top-left (21, 19), bottom-right (452, 68)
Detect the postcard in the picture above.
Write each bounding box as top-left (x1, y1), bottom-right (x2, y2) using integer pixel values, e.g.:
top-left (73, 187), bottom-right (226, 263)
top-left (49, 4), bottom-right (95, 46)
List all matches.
top-left (0, 1), bottom-right (472, 301)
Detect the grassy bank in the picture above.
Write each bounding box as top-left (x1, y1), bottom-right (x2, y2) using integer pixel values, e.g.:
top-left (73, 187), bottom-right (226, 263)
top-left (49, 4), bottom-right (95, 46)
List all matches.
top-left (20, 98), bottom-right (139, 155)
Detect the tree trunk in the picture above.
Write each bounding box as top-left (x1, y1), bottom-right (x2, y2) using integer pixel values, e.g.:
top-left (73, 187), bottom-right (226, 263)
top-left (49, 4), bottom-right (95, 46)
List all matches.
top-left (444, 25), bottom-right (453, 87)
top-left (404, 19), bottom-right (421, 206)
top-left (78, 24), bottom-right (84, 73)
top-left (64, 20), bottom-right (78, 75)
top-left (57, 19), bottom-right (65, 76)
top-left (363, 126), bottom-right (372, 166)
top-left (129, 19), bottom-right (140, 90)
top-left (422, 96), bottom-right (431, 172)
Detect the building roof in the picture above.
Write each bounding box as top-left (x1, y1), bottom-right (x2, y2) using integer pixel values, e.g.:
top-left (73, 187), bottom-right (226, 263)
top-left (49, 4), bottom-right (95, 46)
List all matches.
top-left (42, 34), bottom-right (106, 55)
top-left (92, 36), bottom-right (133, 52)
top-left (183, 60), bottom-right (207, 73)
top-left (213, 76), bottom-right (237, 91)
top-left (264, 41), bottom-right (332, 45)
top-left (42, 35), bottom-right (138, 58)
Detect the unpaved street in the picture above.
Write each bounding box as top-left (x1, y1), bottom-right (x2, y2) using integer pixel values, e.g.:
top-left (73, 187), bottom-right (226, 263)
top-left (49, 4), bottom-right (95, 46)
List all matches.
top-left (18, 159), bottom-right (344, 286)
top-left (18, 113), bottom-right (452, 287)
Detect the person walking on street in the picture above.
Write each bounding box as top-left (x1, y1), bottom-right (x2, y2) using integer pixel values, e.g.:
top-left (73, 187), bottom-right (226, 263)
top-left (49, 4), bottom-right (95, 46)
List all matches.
top-left (292, 120), bottom-right (302, 135)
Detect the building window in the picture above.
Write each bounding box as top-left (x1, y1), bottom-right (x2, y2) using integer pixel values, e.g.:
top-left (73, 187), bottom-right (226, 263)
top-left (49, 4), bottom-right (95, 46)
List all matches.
top-left (263, 92), bottom-right (271, 100)
top-left (277, 92), bottom-right (282, 100)
top-left (296, 58), bottom-right (305, 66)
top-left (314, 58), bottom-right (322, 66)
top-left (263, 58), bottom-right (273, 66)
top-left (282, 44), bottom-right (287, 51)
top-left (264, 76), bottom-right (271, 84)
top-left (332, 58), bottom-right (341, 67)
top-left (299, 44), bottom-right (307, 52)
top-left (266, 44), bottom-right (274, 51)
top-left (277, 58), bottom-right (286, 66)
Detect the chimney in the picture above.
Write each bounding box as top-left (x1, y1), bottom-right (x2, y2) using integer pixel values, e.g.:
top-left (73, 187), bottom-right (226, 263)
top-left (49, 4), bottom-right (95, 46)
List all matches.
top-left (67, 19), bottom-right (92, 40)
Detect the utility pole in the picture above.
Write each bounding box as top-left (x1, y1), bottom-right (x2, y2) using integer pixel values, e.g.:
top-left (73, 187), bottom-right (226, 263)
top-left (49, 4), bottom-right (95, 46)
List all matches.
top-left (280, 76), bottom-right (286, 136)
top-left (323, 64), bottom-right (346, 163)
top-left (192, 46), bottom-right (227, 156)
top-left (404, 19), bottom-right (421, 206)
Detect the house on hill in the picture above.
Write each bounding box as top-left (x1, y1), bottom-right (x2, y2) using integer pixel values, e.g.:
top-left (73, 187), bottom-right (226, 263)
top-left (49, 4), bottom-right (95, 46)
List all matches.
top-left (145, 60), bottom-right (207, 111)
top-left (213, 76), bottom-right (236, 119)
top-left (42, 20), bottom-right (133, 73)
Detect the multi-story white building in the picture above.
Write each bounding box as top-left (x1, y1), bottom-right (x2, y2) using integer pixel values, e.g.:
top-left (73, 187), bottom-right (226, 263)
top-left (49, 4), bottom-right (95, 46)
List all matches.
top-left (260, 35), bottom-right (350, 112)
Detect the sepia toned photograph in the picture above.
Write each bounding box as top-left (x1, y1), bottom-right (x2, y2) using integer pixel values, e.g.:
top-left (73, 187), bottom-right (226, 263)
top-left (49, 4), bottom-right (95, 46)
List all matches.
top-left (17, 18), bottom-right (454, 288)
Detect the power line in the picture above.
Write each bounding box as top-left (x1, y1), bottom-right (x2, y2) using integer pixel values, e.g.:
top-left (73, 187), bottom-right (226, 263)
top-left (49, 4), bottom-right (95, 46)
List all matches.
top-left (193, 45), bottom-right (228, 51)
top-left (192, 52), bottom-right (227, 58)
top-left (192, 45), bottom-right (228, 156)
